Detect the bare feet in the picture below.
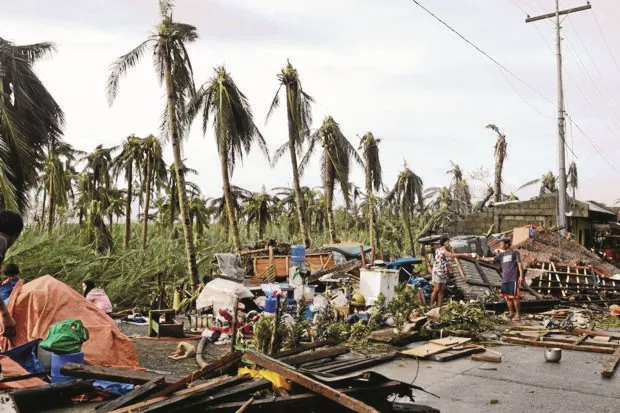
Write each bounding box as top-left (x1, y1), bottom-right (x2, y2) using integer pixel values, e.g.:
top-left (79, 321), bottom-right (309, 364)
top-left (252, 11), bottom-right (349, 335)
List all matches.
top-left (513, 314), bottom-right (521, 321)
top-left (507, 313), bottom-right (514, 319)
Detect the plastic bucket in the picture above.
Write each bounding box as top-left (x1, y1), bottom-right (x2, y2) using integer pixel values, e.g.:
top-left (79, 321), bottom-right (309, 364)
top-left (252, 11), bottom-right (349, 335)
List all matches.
top-left (304, 285), bottom-right (316, 301)
top-left (51, 351), bottom-right (84, 383)
top-left (291, 245), bottom-right (306, 267)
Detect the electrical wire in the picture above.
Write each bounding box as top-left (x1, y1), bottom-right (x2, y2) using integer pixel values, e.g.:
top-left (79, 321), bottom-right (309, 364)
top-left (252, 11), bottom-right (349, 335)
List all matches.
top-left (591, 11), bottom-right (620, 79)
top-left (409, 0), bottom-right (620, 176)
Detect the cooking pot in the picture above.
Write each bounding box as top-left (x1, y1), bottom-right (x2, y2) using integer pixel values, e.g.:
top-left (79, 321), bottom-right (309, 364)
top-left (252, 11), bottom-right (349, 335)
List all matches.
top-left (544, 348), bottom-right (562, 362)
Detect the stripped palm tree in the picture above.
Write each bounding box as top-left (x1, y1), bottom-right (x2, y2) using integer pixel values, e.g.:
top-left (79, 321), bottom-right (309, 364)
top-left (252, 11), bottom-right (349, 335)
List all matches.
top-left (188, 66), bottom-right (268, 253)
top-left (244, 189), bottom-right (276, 239)
top-left (113, 134), bottom-right (144, 249)
top-left (42, 142), bottom-right (73, 232)
top-left (141, 135), bottom-right (167, 249)
top-left (446, 161), bottom-right (472, 216)
top-left (359, 132), bottom-right (382, 250)
top-left (267, 61), bottom-right (313, 247)
top-left (387, 165), bottom-right (424, 255)
top-left (209, 186), bottom-right (252, 244)
top-left (301, 116), bottom-right (363, 243)
top-left (106, 0), bottom-right (200, 286)
top-left (0, 37), bottom-right (64, 211)
top-left (486, 124), bottom-right (507, 203)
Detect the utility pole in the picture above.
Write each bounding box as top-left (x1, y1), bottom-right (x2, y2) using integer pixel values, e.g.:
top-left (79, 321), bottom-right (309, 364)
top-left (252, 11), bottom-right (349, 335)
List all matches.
top-left (526, 1), bottom-right (591, 236)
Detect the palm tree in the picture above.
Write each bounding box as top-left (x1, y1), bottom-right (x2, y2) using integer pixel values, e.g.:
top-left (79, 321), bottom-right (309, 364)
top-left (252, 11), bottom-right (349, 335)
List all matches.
top-left (301, 116), bottom-right (362, 243)
top-left (106, 0), bottom-right (200, 286)
top-left (387, 165), bottom-right (424, 255)
top-left (0, 37), bottom-right (64, 211)
top-left (42, 141), bottom-right (80, 231)
top-left (188, 66), bottom-right (268, 253)
top-left (113, 134), bottom-right (144, 249)
top-left (518, 171), bottom-right (558, 196)
top-left (167, 162), bottom-right (197, 229)
top-left (359, 132), bottom-right (382, 250)
top-left (244, 188), bottom-right (276, 239)
top-left (210, 186), bottom-right (252, 243)
top-left (141, 135), bottom-right (167, 249)
top-left (267, 61), bottom-right (313, 248)
top-left (83, 145), bottom-right (115, 192)
top-left (187, 194), bottom-right (210, 239)
top-left (567, 161), bottom-right (578, 203)
top-left (486, 124), bottom-right (507, 204)
top-left (446, 161), bottom-right (472, 216)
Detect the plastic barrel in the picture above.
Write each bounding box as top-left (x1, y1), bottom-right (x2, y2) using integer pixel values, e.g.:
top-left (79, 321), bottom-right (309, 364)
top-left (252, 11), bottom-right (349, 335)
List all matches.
top-left (51, 351), bottom-right (84, 383)
top-left (291, 245), bottom-right (306, 268)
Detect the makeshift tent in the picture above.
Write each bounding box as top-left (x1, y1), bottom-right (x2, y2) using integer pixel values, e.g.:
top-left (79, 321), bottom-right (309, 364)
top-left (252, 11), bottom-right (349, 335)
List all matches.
top-left (0, 276), bottom-right (140, 368)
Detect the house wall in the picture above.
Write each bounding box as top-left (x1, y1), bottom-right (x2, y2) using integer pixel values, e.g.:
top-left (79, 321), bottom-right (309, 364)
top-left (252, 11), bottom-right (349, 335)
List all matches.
top-left (445, 196), bottom-right (558, 236)
top-left (571, 217), bottom-right (593, 248)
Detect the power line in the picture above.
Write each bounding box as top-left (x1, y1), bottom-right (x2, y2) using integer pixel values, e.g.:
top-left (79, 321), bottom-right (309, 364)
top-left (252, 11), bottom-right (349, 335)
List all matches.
top-left (409, 0), bottom-right (620, 176)
top-left (592, 11), bottom-right (620, 78)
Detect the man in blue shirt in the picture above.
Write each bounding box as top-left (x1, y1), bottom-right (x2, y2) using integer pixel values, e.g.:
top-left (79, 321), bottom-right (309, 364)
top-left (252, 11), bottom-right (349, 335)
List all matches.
top-left (479, 236), bottom-right (524, 321)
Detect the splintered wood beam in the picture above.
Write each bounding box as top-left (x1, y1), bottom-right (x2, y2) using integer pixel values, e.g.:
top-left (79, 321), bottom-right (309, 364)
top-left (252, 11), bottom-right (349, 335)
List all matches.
top-left (244, 350), bottom-right (380, 413)
top-left (149, 351), bottom-right (243, 399)
top-left (602, 347), bottom-right (620, 378)
top-left (60, 364), bottom-right (176, 385)
top-left (278, 346), bottom-right (350, 366)
top-left (503, 337), bottom-right (616, 354)
top-left (274, 340), bottom-right (337, 359)
top-left (96, 377), bottom-right (165, 413)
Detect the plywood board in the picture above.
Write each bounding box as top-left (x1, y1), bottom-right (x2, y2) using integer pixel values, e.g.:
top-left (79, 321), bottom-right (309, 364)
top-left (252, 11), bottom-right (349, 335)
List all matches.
top-left (429, 337), bottom-right (471, 346)
top-left (402, 342), bottom-right (455, 358)
top-left (425, 346), bottom-right (484, 362)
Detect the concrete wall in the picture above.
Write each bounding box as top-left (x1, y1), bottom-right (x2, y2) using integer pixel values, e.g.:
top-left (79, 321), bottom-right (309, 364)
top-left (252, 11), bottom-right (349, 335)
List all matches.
top-left (445, 196), bottom-right (558, 236)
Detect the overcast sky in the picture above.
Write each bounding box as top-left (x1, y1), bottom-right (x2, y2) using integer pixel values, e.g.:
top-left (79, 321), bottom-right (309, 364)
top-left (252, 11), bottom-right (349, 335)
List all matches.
top-left (2, 0), bottom-right (619, 205)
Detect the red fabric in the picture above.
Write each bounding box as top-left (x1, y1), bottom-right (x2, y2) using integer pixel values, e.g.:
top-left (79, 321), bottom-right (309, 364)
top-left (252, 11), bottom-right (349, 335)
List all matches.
top-left (0, 276), bottom-right (140, 369)
top-left (0, 355), bottom-right (46, 390)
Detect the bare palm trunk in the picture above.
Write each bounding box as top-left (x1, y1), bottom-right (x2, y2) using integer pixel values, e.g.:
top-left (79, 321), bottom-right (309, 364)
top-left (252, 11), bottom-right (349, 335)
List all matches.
top-left (286, 103), bottom-right (310, 248)
top-left (403, 209), bottom-right (415, 256)
top-left (124, 166), bottom-right (132, 249)
top-left (170, 180), bottom-right (176, 229)
top-left (141, 156), bottom-right (152, 249)
top-left (324, 157), bottom-right (338, 244)
top-left (109, 213), bottom-right (113, 229)
top-left (365, 154), bottom-right (376, 252)
top-left (219, 145), bottom-right (241, 254)
top-left (493, 137), bottom-right (506, 203)
top-left (41, 188), bottom-right (47, 229)
top-left (164, 55), bottom-right (199, 287)
top-left (47, 181), bottom-right (54, 233)
top-left (79, 209), bottom-right (84, 226)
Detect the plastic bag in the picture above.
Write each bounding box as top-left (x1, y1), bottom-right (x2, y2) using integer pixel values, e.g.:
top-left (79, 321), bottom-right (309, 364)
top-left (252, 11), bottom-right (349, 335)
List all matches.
top-left (40, 319), bottom-right (89, 354)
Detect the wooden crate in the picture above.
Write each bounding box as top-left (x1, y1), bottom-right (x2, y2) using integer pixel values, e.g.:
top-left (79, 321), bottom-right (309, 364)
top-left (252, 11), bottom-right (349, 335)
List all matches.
top-left (253, 253), bottom-right (335, 280)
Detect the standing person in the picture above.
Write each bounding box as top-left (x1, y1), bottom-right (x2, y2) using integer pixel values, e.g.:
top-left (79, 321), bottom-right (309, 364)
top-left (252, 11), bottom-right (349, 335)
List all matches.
top-left (430, 236), bottom-right (470, 307)
top-left (478, 236), bottom-right (524, 321)
top-left (82, 280), bottom-right (113, 315)
top-left (0, 210), bottom-right (24, 338)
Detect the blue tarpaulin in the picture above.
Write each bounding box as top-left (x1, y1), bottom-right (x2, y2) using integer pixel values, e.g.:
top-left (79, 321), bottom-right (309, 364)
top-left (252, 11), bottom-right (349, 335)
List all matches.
top-left (0, 340), bottom-right (46, 374)
top-left (0, 278), bottom-right (18, 304)
top-left (94, 380), bottom-right (135, 397)
top-left (385, 257), bottom-right (422, 269)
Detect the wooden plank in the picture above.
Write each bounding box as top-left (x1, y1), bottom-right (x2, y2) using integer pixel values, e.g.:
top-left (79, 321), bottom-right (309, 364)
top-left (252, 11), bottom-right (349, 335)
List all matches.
top-left (60, 364), bottom-right (176, 385)
top-left (503, 337), bottom-right (616, 354)
top-left (454, 258), bottom-right (468, 282)
top-left (318, 353), bottom-right (397, 376)
top-left (244, 350), bottom-right (381, 413)
top-left (201, 381), bottom-right (406, 412)
top-left (149, 351), bottom-right (243, 399)
top-left (12, 380), bottom-right (95, 413)
top-left (471, 353), bottom-right (502, 363)
top-left (96, 377), bottom-right (165, 413)
top-left (109, 376), bottom-right (249, 413)
top-left (573, 328), bottom-right (620, 339)
top-left (429, 337), bottom-right (471, 346)
top-left (601, 347), bottom-right (620, 378)
top-left (274, 340), bottom-right (337, 359)
top-left (401, 341), bottom-right (463, 358)
top-left (169, 379), bottom-right (271, 412)
top-left (425, 346), bottom-right (484, 362)
top-left (279, 346), bottom-right (350, 366)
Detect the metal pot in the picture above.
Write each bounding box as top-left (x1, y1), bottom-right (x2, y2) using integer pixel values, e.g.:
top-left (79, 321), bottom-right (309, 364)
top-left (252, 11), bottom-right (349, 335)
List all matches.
top-left (544, 348), bottom-right (562, 362)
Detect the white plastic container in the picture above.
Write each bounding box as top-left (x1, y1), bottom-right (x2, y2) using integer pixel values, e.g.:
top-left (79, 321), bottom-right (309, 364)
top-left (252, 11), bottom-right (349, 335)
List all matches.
top-left (304, 285), bottom-right (316, 301)
top-left (289, 267), bottom-right (305, 300)
top-left (359, 268), bottom-right (399, 306)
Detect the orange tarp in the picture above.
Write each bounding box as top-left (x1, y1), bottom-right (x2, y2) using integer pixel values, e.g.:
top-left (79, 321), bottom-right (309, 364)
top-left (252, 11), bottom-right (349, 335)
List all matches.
top-left (0, 356), bottom-right (46, 390)
top-left (0, 275), bottom-right (140, 369)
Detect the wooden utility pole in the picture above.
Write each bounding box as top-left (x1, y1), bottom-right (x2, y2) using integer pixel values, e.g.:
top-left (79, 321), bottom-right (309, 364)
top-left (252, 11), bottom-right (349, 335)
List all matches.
top-left (525, 1), bottom-right (591, 236)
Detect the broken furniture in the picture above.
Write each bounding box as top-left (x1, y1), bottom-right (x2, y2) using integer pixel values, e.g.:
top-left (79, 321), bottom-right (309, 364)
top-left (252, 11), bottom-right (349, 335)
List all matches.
top-left (148, 309), bottom-right (184, 338)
